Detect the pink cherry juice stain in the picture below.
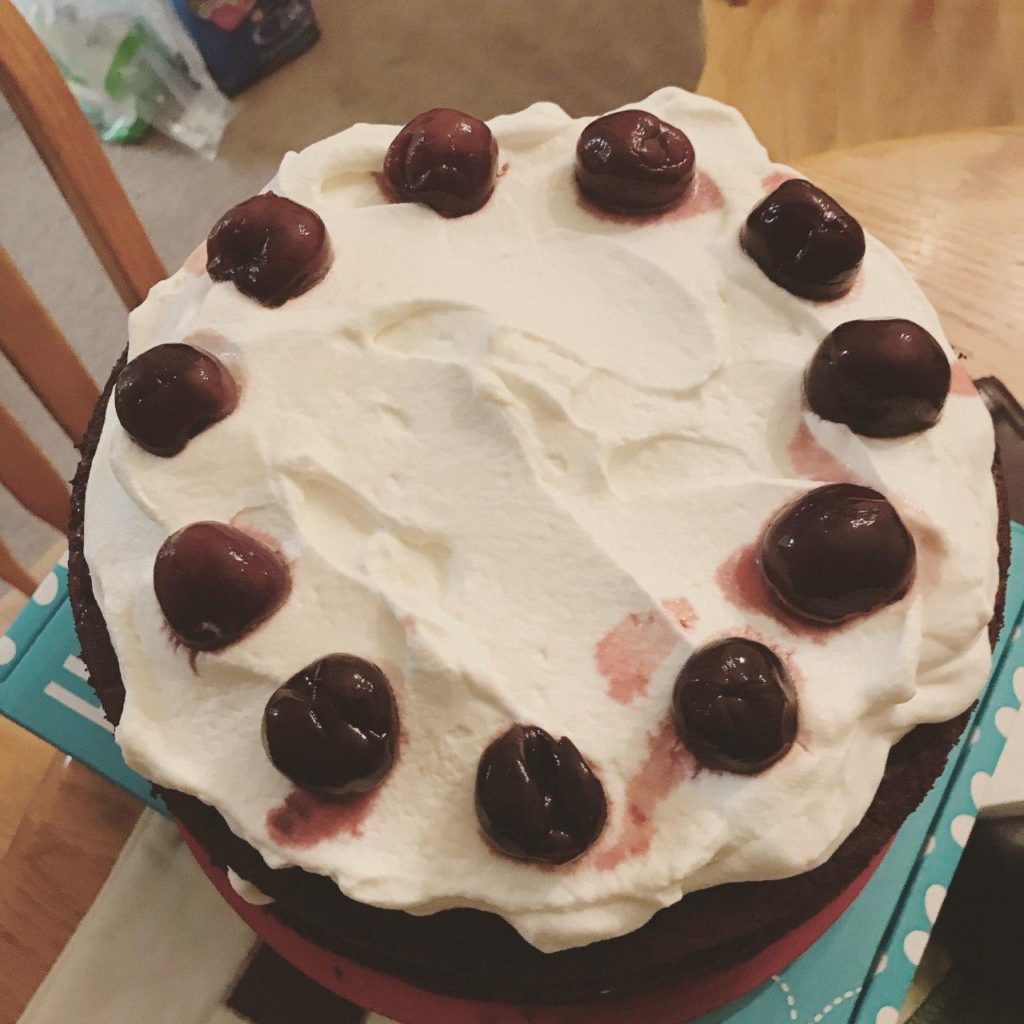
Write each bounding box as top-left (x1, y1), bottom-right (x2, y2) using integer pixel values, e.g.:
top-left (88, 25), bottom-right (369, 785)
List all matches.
top-left (950, 361), bottom-right (978, 396)
top-left (576, 170), bottom-right (724, 225)
top-left (663, 171), bottom-right (724, 222)
top-left (594, 720), bottom-right (693, 870)
top-left (595, 602), bottom-right (692, 705)
top-left (761, 169), bottom-right (798, 192)
top-left (662, 596), bottom-right (698, 630)
top-left (787, 421), bottom-right (856, 484)
top-left (267, 788), bottom-right (379, 849)
top-left (183, 241), bottom-right (207, 276)
top-left (715, 541), bottom-right (833, 642)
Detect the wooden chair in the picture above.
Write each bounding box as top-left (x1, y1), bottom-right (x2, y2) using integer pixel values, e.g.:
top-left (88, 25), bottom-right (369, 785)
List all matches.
top-left (0, 0), bottom-right (166, 603)
top-left (0, 9), bottom-right (163, 1019)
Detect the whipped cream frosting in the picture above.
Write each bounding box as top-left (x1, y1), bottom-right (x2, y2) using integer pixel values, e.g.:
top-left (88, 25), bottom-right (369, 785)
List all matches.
top-left (227, 868), bottom-right (275, 907)
top-left (84, 88), bottom-right (999, 952)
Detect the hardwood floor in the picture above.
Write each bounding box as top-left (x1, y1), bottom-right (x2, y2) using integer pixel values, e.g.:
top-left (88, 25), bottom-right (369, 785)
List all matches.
top-left (0, 720), bottom-right (54, 863)
top-left (0, 752), bottom-right (141, 1024)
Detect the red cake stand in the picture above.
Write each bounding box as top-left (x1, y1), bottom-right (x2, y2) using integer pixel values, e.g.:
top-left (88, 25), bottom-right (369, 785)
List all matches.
top-left (180, 823), bottom-right (885, 1024)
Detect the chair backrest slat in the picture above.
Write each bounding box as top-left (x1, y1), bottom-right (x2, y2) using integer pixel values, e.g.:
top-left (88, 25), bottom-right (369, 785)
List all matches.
top-left (0, 0), bottom-right (166, 309)
top-left (0, 536), bottom-right (36, 596)
top-left (0, 404), bottom-right (70, 534)
top-left (0, 246), bottom-right (100, 445)
top-left (0, 0), bottom-right (169, 596)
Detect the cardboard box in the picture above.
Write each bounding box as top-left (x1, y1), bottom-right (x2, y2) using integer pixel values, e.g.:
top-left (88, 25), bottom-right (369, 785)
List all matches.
top-left (0, 552), bottom-right (163, 811)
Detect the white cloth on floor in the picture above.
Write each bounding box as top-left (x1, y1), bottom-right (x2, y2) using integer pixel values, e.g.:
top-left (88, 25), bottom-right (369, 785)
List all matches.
top-left (17, 809), bottom-right (396, 1024)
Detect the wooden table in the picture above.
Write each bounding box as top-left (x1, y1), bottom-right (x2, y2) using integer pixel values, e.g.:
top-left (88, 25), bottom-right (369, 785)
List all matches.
top-left (1, 128), bottom-right (1021, 1024)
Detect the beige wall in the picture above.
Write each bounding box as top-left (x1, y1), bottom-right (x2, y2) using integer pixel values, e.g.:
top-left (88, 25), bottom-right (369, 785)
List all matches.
top-left (700, 0), bottom-right (1024, 161)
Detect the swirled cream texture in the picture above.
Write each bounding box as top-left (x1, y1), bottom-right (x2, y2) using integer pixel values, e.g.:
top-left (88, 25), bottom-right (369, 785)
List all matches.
top-left (84, 89), bottom-right (999, 952)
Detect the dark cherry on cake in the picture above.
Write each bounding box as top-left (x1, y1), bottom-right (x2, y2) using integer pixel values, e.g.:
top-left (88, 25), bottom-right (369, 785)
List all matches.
top-left (741, 179), bottom-right (865, 300)
top-left (154, 522), bottom-right (289, 651)
top-left (761, 483), bottom-right (916, 624)
top-left (263, 655), bottom-right (398, 796)
top-left (475, 724), bottom-right (606, 865)
top-left (206, 193), bottom-right (332, 307)
top-left (805, 318), bottom-right (952, 437)
top-left (575, 109), bottom-right (696, 213)
top-left (114, 343), bottom-right (238, 457)
top-left (383, 108), bottom-right (498, 217)
top-left (673, 638), bottom-right (797, 774)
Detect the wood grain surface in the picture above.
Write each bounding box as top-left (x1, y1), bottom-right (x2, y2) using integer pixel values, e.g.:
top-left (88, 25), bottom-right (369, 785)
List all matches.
top-left (0, 404), bottom-right (69, 537)
top-left (0, 722), bottom-right (54, 864)
top-left (0, 246), bottom-right (98, 447)
top-left (0, 755), bottom-right (141, 1024)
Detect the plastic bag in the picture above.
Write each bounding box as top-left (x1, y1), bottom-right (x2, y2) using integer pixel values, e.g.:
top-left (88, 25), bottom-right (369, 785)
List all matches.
top-left (12, 0), bottom-right (232, 157)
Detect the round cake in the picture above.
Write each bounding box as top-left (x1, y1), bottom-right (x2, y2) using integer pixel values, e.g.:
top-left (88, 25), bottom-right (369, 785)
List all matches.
top-left (69, 88), bottom-right (1007, 1007)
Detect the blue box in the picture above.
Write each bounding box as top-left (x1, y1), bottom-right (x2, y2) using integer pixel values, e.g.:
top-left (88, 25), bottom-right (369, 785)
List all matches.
top-left (170, 0), bottom-right (319, 97)
top-left (0, 552), bottom-right (164, 811)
